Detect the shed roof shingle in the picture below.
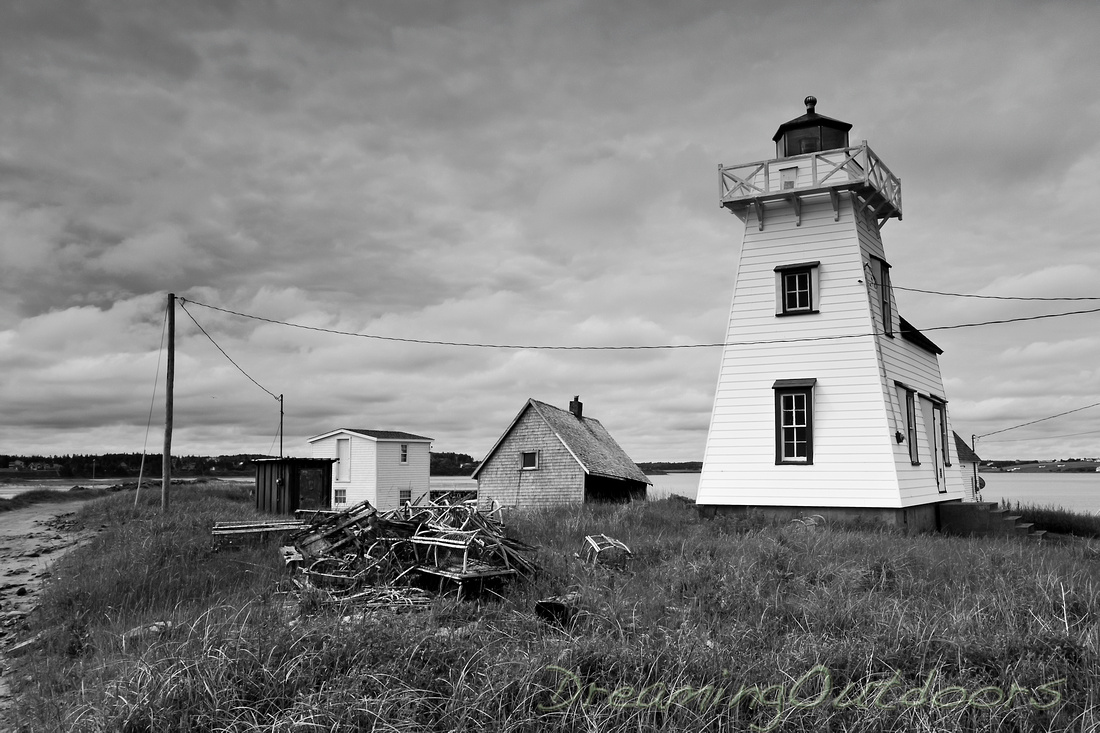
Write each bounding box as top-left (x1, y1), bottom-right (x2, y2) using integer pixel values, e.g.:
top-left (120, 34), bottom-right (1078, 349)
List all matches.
top-left (474, 398), bottom-right (650, 485)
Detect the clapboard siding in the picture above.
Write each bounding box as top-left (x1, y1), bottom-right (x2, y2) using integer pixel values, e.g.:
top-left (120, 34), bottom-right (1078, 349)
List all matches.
top-left (310, 433), bottom-right (377, 507)
top-left (310, 431), bottom-right (433, 511)
top-left (853, 203), bottom-right (965, 504)
top-left (375, 440), bottom-right (431, 510)
top-left (700, 188), bottom-right (965, 509)
top-left (700, 196), bottom-right (904, 507)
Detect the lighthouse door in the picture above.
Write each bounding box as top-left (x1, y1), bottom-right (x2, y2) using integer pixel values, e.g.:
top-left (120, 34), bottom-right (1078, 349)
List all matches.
top-left (920, 397), bottom-right (946, 492)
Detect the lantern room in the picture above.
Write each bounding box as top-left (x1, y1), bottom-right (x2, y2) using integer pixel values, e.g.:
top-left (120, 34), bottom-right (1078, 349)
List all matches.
top-left (773, 96), bottom-right (852, 158)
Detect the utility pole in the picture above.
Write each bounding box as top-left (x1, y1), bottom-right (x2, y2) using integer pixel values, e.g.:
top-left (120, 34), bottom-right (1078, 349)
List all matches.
top-left (279, 394), bottom-right (284, 459)
top-left (163, 293), bottom-right (175, 511)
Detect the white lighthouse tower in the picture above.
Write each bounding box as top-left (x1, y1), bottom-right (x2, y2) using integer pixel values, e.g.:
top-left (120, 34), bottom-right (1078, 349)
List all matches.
top-left (697, 97), bottom-right (965, 528)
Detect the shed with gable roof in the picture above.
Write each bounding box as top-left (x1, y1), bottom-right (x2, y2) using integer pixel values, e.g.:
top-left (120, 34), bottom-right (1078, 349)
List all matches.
top-left (472, 396), bottom-right (650, 509)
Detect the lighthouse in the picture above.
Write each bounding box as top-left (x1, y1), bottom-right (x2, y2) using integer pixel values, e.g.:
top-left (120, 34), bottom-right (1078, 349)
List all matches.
top-left (697, 97), bottom-right (966, 528)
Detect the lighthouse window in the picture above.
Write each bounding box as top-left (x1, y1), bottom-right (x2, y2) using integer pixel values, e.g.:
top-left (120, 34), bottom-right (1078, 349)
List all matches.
top-left (774, 378), bottom-right (816, 465)
top-left (879, 260), bottom-right (893, 336)
top-left (896, 385), bottom-right (920, 465)
top-left (775, 261), bottom-right (820, 316)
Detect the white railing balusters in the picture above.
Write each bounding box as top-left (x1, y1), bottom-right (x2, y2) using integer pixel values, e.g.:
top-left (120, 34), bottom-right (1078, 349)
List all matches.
top-left (718, 142), bottom-right (901, 221)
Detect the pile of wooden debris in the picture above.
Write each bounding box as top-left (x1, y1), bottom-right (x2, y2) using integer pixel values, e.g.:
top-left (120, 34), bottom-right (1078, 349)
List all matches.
top-left (218, 499), bottom-right (538, 606)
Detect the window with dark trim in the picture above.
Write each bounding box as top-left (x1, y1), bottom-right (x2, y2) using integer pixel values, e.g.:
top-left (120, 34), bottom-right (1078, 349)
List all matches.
top-left (902, 388), bottom-right (919, 465)
top-left (400, 444), bottom-right (408, 463)
top-left (872, 257), bottom-right (893, 336)
top-left (775, 262), bottom-right (820, 316)
top-left (521, 451), bottom-right (539, 470)
top-left (335, 438), bottom-right (350, 482)
top-left (774, 378), bottom-right (816, 464)
top-left (934, 400), bottom-right (951, 467)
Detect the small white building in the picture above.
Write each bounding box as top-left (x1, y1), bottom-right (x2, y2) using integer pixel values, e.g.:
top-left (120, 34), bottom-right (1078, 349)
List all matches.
top-left (308, 428), bottom-right (433, 511)
top-left (953, 432), bottom-right (984, 501)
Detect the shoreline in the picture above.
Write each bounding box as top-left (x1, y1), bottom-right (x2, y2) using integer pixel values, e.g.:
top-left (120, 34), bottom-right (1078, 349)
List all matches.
top-left (0, 499), bottom-right (97, 704)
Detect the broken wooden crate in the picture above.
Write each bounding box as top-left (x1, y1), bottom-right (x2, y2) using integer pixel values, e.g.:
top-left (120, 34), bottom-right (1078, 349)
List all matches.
top-left (582, 534), bottom-right (633, 566)
top-left (279, 498), bottom-right (538, 603)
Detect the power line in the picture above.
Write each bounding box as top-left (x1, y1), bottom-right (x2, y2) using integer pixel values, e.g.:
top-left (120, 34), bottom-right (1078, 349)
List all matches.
top-left (977, 400), bottom-right (1100, 440)
top-left (922, 306), bottom-right (1100, 332)
top-left (895, 286), bottom-right (1100, 301)
top-left (178, 297), bottom-right (1100, 351)
top-left (982, 427), bottom-right (1100, 443)
top-left (177, 301), bottom-right (280, 401)
top-left (177, 296), bottom-right (1100, 449)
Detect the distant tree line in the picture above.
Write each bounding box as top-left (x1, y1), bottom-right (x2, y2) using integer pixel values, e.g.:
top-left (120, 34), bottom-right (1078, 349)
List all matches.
top-left (2, 451), bottom-right (481, 478)
top-left (0, 454), bottom-right (263, 478)
top-left (430, 452), bottom-right (477, 476)
top-left (636, 461), bottom-right (703, 474)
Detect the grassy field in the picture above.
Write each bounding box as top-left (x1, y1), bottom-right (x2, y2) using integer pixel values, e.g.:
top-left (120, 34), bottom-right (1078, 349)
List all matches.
top-left (8, 482), bottom-right (1100, 731)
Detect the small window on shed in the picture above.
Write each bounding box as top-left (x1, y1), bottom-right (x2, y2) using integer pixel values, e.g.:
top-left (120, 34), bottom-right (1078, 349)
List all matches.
top-left (399, 489), bottom-right (412, 505)
top-left (334, 488), bottom-right (347, 505)
top-left (521, 451), bottom-right (539, 470)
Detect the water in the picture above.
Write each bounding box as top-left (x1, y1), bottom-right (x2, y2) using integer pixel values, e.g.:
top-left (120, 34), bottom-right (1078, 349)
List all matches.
top-left (978, 473), bottom-right (1100, 514)
top-left (8, 473), bottom-right (1098, 514)
top-left (645, 472), bottom-right (1100, 514)
top-left (646, 473), bottom-right (703, 501)
top-left (0, 476), bottom-right (252, 500)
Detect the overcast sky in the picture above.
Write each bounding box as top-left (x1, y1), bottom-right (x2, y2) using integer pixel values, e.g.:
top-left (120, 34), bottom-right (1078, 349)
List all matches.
top-left (2, 0), bottom-right (1099, 463)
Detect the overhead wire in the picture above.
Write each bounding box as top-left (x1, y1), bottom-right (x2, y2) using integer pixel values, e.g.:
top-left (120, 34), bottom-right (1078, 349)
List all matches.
top-left (976, 400), bottom-right (1100, 440)
top-left (134, 305), bottom-right (169, 510)
top-left (982, 427), bottom-right (1100, 443)
top-left (176, 295), bottom-right (1100, 449)
top-left (265, 420), bottom-right (282, 457)
top-left (178, 297), bottom-right (1100, 351)
top-left (895, 286), bottom-right (1100, 302)
top-left (177, 300), bottom-right (280, 401)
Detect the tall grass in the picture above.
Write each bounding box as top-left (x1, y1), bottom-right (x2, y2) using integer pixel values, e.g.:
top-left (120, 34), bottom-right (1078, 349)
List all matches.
top-left (10, 486), bottom-right (1100, 731)
top-left (999, 498), bottom-right (1100, 538)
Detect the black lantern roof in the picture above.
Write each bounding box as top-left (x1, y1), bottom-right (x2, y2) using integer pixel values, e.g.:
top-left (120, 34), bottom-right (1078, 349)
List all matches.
top-left (772, 96), bottom-right (852, 157)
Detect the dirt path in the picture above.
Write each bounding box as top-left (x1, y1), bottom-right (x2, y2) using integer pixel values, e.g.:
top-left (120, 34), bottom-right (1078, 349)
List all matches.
top-left (0, 500), bottom-right (95, 702)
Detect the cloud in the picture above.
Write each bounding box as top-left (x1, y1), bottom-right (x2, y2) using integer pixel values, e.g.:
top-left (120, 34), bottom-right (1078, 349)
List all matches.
top-left (1, 0), bottom-right (1098, 463)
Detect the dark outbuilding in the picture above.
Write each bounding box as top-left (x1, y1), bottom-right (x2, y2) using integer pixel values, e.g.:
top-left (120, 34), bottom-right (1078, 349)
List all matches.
top-left (253, 457), bottom-right (336, 515)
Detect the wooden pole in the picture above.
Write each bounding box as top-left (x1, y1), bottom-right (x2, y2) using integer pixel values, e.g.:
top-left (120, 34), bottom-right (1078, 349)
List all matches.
top-left (163, 293), bottom-right (175, 511)
top-left (279, 394), bottom-right (284, 459)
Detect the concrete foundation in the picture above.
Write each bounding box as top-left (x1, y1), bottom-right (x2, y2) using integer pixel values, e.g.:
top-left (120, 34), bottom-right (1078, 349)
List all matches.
top-left (696, 503), bottom-right (942, 532)
top-left (936, 500), bottom-right (1045, 540)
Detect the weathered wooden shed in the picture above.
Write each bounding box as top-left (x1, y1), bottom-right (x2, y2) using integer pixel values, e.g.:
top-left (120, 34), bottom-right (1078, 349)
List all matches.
top-left (253, 457), bottom-right (336, 515)
top-left (473, 396), bottom-right (650, 509)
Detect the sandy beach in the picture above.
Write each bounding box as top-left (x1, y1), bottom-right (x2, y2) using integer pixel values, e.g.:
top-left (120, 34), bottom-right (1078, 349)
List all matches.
top-left (0, 500), bottom-right (95, 703)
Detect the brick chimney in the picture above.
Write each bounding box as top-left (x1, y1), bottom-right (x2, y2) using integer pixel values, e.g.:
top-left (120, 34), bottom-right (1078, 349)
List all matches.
top-left (569, 395), bottom-right (583, 419)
